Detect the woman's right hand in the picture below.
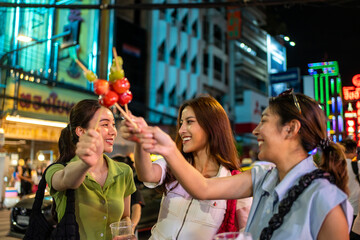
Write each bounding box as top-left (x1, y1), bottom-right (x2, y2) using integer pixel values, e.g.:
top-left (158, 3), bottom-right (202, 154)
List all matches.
top-left (137, 126), bottom-right (177, 157)
top-left (119, 113), bottom-right (148, 143)
top-left (75, 129), bottom-right (103, 167)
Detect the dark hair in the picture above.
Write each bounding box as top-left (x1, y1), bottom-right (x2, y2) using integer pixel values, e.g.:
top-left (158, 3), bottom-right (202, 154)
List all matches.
top-left (340, 138), bottom-right (357, 154)
top-left (269, 93), bottom-right (349, 195)
top-left (57, 99), bottom-right (101, 163)
top-left (159, 95), bottom-right (240, 193)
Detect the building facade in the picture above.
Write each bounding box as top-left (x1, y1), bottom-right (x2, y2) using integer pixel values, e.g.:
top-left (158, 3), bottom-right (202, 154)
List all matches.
top-left (0, 0), bottom-right (98, 167)
top-left (228, 7), bottom-right (270, 152)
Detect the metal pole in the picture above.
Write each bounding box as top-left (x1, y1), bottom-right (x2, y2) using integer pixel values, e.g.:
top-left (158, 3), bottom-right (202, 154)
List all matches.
top-left (52, 42), bottom-right (60, 82)
top-left (98, 0), bottom-right (111, 79)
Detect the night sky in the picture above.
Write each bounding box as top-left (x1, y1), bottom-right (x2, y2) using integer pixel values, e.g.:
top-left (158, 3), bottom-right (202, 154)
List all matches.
top-left (263, 3), bottom-right (360, 87)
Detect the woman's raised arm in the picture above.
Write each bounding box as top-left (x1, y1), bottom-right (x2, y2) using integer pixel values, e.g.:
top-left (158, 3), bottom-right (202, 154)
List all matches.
top-left (119, 115), bottom-right (162, 183)
top-left (138, 126), bottom-right (253, 200)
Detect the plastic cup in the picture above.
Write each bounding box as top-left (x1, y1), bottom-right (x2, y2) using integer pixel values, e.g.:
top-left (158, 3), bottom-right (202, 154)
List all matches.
top-left (110, 219), bottom-right (133, 240)
top-left (213, 232), bottom-right (253, 240)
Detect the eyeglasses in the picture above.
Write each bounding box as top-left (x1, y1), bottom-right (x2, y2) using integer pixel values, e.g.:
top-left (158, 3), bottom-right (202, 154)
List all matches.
top-left (277, 88), bottom-right (302, 114)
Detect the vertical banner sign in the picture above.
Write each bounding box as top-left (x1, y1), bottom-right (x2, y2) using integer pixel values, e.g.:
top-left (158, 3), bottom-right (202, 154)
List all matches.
top-left (227, 7), bottom-right (241, 40)
top-left (343, 74), bottom-right (360, 146)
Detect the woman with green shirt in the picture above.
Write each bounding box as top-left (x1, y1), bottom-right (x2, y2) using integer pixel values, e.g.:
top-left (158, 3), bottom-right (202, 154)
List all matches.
top-left (45, 99), bottom-right (136, 240)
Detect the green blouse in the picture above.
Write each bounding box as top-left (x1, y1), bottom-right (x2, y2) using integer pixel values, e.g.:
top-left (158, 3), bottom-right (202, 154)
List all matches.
top-left (45, 155), bottom-right (136, 240)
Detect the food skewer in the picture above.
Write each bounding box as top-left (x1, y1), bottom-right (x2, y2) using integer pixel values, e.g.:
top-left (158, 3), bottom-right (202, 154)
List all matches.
top-left (73, 49), bottom-right (137, 129)
top-left (114, 103), bottom-right (138, 129)
top-left (112, 47), bottom-right (130, 114)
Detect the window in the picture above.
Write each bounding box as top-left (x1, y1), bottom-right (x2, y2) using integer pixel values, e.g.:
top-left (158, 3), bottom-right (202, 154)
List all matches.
top-left (181, 52), bottom-right (187, 70)
top-left (203, 53), bottom-right (208, 75)
top-left (158, 41), bottom-right (165, 61)
top-left (191, 56), bottom-right (197, 73)
top-left (169, 87), bottom-right (176, 107)
top-left (202, 16), bottom-right (208, 42)
top-left (159, 0), bottom-right (166, 19)
top-left (181, 90), bottom-right (186, 102)
top-left (171, 9), bottom-right (177, 25)
top-left (181, 14), bottom-right (188, 32)
top-left (225, 62), bottom-right (229, 85)
top-left (213, 56), bottom-right (222, 80)
top-left (191, 21), bottom-right (198, 37)
top-left (159, 9), bottom-right (166, 20)
top-left (170, 47), bottom-right (177, 66)
top-left (214, 25), bottom-right (222, 49)
top-left (156, 83), bottom-right (164, 105)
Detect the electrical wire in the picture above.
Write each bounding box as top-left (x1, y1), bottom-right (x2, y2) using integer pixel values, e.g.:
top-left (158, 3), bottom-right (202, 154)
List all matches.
top-left (0, 0), bottom-right (332, 10)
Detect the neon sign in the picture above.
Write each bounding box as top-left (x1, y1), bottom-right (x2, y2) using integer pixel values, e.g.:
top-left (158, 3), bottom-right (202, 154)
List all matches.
top-left (352, 74), bottom-right (360, 87)
top-left (343, 86), bottom-right (360, 101)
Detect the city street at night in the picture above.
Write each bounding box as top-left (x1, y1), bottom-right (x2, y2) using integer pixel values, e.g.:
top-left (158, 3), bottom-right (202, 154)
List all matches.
top-left (1, 0), bottom-right (360, 239)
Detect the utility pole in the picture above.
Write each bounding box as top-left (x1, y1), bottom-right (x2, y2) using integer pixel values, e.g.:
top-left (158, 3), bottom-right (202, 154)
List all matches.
top-left (99, 0), bottom-right (112, 79)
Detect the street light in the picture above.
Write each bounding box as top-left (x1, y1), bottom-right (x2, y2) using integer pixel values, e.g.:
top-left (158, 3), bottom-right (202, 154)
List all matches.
top-left (16, 34), bottom-right (36, 43)
top-left (276, 34), bottom-right (296, 47)
top-left (37, 150), bottom-right (54, 163)
top-left (0, 20), bottom-right (81, 66)
top-left (38, 152), bottom-right (45, 161)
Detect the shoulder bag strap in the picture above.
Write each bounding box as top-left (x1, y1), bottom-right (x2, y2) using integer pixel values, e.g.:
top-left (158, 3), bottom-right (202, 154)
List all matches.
top-left (32, 162), bottom-right (66, 213)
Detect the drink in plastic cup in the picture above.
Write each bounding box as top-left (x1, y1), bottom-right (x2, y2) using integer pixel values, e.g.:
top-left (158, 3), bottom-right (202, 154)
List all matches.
top-left (110, 219), bottom-right (133, 240)
top-left (213, 232), bottom-right (253, 240)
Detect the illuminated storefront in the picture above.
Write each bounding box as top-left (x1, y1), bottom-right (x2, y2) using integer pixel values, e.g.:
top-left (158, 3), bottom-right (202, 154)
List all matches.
top-left (308, 61), bottom-right (344, 142)
top-left (0, 0), bottom-right (102, 167)
top-left (343, 74), bottom-right (360, 145)
top-left (2, 73), bottom-right (96, 165)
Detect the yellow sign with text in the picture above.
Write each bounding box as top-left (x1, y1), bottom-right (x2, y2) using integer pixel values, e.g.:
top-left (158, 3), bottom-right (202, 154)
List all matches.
top-left (4, 121), bottom-right (62, 142)
top-left (5, 77), bottom-right (96, 122)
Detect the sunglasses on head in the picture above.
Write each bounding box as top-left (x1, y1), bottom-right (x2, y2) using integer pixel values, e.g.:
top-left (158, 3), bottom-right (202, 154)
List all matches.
top-left (277, 88), bottom-right (302, 114)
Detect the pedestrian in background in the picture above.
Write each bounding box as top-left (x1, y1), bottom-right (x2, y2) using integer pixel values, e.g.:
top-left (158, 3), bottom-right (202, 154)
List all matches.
top-left (17, 158), bottom-right (32, 197)
top-left (136, 90), bottom-right (353, 239)
top-left (340, 139), bottom-right (360, 225)
top-left (342, 139), bottom-right (360, 240)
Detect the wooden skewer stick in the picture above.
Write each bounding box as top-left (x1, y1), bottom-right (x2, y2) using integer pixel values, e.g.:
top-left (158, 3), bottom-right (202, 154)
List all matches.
top-left (114, 103), bottom-right (138, 129)
top-left (112, 47), bottom-right (129, 114)
top-left (112, 47), bottom-right (121, 71)
top-left (75, 59), bottom-right (88, 73)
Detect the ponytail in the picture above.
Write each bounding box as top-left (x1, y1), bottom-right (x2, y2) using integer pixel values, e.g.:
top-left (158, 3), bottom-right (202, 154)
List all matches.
top-left (57, 125), bottom-right (76, 163)
top-left (318, 141), bottom-right (349, 196)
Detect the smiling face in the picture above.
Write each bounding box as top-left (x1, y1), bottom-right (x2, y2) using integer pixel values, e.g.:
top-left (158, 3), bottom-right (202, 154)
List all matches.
top-left (88, 107), bottom-right (117, 153)
top-left (178, 106), bottom-right (208, 154)
top-left (252, 107), bottom-right (287, 163)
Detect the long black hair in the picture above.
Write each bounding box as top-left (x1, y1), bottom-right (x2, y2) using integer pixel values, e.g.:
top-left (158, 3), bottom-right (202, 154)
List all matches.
top-left (57, 99), bottom-right (101, 163)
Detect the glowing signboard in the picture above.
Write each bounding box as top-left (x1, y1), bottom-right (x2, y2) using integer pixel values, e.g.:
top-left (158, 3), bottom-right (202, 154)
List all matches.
top-left (352, 74), bottom-right (360, 87)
